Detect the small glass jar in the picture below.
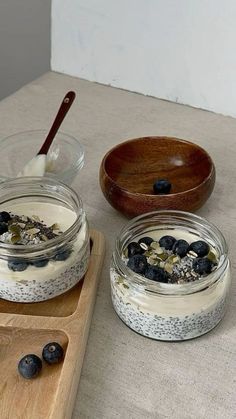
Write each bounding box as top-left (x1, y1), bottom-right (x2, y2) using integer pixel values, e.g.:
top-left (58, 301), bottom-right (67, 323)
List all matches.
top-left (111, 211), bottom-right (231, 341)
top-left (0, 177), bottom-right (90, 302)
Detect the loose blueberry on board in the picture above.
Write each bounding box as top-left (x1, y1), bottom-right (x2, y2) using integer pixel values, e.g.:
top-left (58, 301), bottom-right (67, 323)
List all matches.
top-left (32, 259), bottom-right (49, 268)
top-left (54, 249), bottom-right (71, 261)
top-left (18, 354), bottom-right (42, 379)
top-left (0, 211), bottom-right (11, 223)
top-left (42, 342), bottom-right (64, 364)
top-left (8, 260), bottom-right (29, 272)
top-left (172, 239), bottom-right (189, 258)
top-left (145, 265), bottom-right (168, 283)
top-left (153, 179), bottom-right (171, 195)
top-left (189, 240), bottom-right (210, 257)
top-left (127, 254), bottom-right (148, 274)
top-left (159, 235), bottom-right (176, 250)
top-left (0, 222), bottom-right (8, 235)
top-left (127, 242), bottom-right (144, 257)
top-left (138, 236), bottom-right (153, 247)
top-left (192, 258), bottom-right (213, 275)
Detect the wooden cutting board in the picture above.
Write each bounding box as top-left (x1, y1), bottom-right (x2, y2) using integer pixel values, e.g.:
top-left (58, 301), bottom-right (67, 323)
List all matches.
top-left (0, 229), bottom-right (105, 419)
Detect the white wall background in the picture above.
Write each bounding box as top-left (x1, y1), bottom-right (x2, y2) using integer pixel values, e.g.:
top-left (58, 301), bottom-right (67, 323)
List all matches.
top-left (51, 0), bottom-right (236, 117)
top-left (0, 0), bottom-right (51, 99)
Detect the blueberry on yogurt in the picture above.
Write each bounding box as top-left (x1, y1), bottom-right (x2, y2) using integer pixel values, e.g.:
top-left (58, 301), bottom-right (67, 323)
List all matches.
top-left (32, 259), bottom-right (49, 268)
top-left (145, 265), bottom-right (168, 283)
top-left (159, 235), bottom-right (176, 250)
top-left (0, 211), bottom-right (11, 223)
top-left (54, 249), bottom-right (71, 261)
top-left (189, 240), bottom-right (209, 257)
top-left (138, 236), bottom-right (153, 247)
top-left (8, 260), bottom-right (29, 272)
top-left (0, 222), bottom-right (8, 235)
top-left (127, 242), bottom-right (144, 257)
top-left (172, 239), bottom-right (189, 257)
top-left (193, 258), bottom-right (213, 275)
top-left (127, 254), bottom-right (148, 275)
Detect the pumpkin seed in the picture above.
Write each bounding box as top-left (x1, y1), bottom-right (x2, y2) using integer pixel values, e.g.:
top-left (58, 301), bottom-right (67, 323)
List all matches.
top-left (164, 263), bottom-right (173, 274)
top-left (207, 250), bottom-right (217, 263)
top-left (150, 241), bottom-right (160, 250)
top-left (32, 215), bottom-right (40, 222)
top-left (51, 223), bottom-right (60, 231)
top-left (166, 254), bottom-right (180, 264)
top-left (18, 223), bottom-right (26, 229)
top-left (11, 234), bottom-right (21, 243)
top-left (9, 225), bottom-right (20, 235)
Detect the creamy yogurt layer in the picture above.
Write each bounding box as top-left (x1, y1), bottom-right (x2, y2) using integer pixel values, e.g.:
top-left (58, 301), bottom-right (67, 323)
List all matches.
top-left (0, 202), bottom-right (89, 302)
top-left (111, 228), bottom-right (231, 340)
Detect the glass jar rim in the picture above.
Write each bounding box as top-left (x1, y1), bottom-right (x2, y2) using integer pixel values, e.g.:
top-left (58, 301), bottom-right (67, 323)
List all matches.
top-left (0, 176), bottom-right (84, 257)
top-left (114, 210), bottom-right (229, 295)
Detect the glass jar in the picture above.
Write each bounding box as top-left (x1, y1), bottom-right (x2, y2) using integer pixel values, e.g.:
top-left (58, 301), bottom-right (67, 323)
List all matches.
top-left (0, 177), bottom-right (90, 302)
top-left (111, 211), bottom-right (231, 341)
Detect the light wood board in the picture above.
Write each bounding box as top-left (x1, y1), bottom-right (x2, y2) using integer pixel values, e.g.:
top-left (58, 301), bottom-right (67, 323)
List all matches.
top-left (0, 229), bottom-right (105, 419)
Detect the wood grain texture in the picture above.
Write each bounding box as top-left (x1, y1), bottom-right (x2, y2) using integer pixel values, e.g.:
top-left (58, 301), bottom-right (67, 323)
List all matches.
top-left (0, 229), bottom-right (105, 419)
top-left (100, 136), bottom-right (215, 218)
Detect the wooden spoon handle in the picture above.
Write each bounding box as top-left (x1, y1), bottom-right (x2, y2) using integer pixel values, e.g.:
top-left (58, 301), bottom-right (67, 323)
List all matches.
top-left (37, 91), bottom-right (76, 155)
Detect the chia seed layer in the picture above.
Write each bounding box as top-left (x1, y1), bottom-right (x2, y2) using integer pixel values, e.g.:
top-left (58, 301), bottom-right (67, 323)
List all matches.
top-left (110, 269), bottom-right (229, 341)
top-left (0, 242), bottom-right (90, 302)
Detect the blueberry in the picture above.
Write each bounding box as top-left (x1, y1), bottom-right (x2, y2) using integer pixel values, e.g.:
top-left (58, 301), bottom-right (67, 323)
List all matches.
top-left (32, 259), bottom-right (49, 268)
top-left (8, 260), bottom-right (28, 271)
top-left (0, 211), bottom-right (11, 223)
top-left (189, 240), bottom-right (210, 257)
top-left (138, 236), bottom-right (153, 247)
top-left (145, 265), bottom-right (168, 283)
top-left (159, 235), bottom-right (176, 250)
top-left (172, 239), bottom-right (189, 257)
top-left (127, 254), bottom-right (148, 275)
top-left (127, 242), bottom-right (143, 257)
top-left (153, 179), bottom-right (171, 195)
top-left (0, 222), bottom-right (8, 235)
top-left (54, 249), bottom-right (71, 261)
top-left (192, 258), bottom-right (213, 275)
top-left (42, 342), bottom-right (64, 364)
top-left (18, 354), bottom-right (42, 379)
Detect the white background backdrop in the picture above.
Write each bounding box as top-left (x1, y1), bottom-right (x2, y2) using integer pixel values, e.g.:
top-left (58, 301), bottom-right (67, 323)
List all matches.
top-left (51, 0), bottom-right (236, 117)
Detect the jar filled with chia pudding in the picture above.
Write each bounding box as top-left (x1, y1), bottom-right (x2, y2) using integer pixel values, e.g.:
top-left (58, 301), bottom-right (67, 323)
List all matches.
top-left (0, 177), bottom-right (90, 302)
top-left (111, 211), bottom-right (231, 341)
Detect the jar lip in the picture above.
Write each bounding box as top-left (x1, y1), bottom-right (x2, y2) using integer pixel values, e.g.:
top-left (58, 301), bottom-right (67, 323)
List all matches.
top-left (0, 176), bottom-right (83, 254)
top-left (115, 210), bottom-right (229, 294)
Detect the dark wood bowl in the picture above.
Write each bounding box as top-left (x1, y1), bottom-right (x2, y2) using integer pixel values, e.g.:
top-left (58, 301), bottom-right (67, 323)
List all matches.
top-left (99, 136), bottom-right (215, 218)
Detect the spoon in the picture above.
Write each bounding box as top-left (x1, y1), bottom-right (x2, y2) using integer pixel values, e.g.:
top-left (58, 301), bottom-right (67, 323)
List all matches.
top-left (17, 91), bottom-right (76, 177)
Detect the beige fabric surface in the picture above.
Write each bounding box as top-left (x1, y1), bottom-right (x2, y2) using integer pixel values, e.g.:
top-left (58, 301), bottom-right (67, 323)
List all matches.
top-left (0, 72), bottom-right (235, 419)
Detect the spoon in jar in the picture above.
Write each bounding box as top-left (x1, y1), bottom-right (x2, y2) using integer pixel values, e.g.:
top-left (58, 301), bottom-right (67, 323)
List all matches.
top-left (17, 91), bottom-right (76, 177)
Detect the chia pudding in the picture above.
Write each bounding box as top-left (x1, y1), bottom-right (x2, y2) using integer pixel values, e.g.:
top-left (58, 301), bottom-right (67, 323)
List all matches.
top-left (0, 178), bottom-right (90, 302)
top-left (111, 211), bottom-right (231, 341)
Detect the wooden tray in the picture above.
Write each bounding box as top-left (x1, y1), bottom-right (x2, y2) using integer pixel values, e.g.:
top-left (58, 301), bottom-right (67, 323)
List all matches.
top-left (0, 229), bottom-right (105, 419)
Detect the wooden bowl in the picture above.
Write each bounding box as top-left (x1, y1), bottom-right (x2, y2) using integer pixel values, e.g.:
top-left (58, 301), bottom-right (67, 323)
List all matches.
top-left (99, 136), bottom-right (215, 218)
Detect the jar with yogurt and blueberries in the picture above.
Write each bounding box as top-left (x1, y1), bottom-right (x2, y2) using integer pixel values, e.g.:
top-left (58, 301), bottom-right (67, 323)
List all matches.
top-left (0, 177), bottom-right (90, 302)
top-left (111, 211), bottom-right (231, 341)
